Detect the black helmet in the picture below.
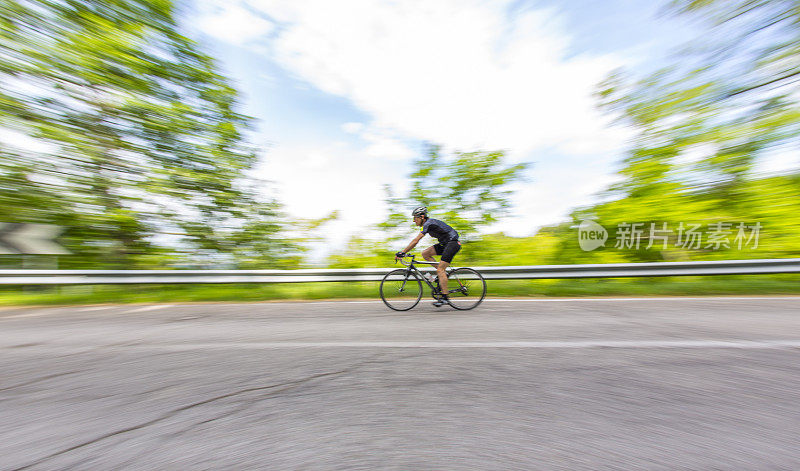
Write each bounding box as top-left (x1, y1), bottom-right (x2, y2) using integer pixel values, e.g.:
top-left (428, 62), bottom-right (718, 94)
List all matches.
top-left (411, 206), bottom-right (427, 217)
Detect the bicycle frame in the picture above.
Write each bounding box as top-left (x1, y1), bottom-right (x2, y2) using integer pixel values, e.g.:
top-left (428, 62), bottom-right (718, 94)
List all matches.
top-left (382, 254), bottom-right (486, 311)
top-left (397, 255), bottom-right (459, 297)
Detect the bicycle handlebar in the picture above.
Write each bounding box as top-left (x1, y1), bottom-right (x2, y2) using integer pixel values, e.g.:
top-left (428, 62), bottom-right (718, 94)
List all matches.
top-left (395, 254), bottom-right (439, 267)
top-left (397, 254), bottom-right (414, 266)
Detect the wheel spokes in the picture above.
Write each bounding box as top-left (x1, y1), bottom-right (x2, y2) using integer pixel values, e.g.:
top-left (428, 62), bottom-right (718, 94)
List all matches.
top-left (445, 268), bottom-right (486, 310)
top-left (380, 270), bottom-right (422, 311)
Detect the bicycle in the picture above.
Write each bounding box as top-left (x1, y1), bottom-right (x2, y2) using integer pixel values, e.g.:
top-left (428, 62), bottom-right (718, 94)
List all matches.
top-left (379, 254), bottom-right (487, 311)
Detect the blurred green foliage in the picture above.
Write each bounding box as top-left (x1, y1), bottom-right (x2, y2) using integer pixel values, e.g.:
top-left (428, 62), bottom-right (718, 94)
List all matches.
top-left (2, 0), bottom-right (799, 280)
top-left (331, 146), bottom-right (528, 267)
top-left (0, 0), bottom-right (299, 268)
top-left (375, 145), bottom-right (528, 241)
top-left (332, 0), bottom-right (800, 270)
top-left (562, 0), bottom-right (800, 263)
top-left (597, 0), bottom-right (800, 196)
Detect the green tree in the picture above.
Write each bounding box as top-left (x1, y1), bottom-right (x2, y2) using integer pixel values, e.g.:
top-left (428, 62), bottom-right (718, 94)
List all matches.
top-left (377, 145), bottom-right (529, 242)
top-left (560, 0), bottom-right (800, 263)
top-left (0, 0), bottom-right (289, 267)
top-left (597, 0), bottom-right (800, 198)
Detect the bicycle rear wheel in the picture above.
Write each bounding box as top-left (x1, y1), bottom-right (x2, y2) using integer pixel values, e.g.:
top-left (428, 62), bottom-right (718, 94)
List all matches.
top-left (380, 269), bottom-right (423, 311)
top-left (445, 267), bottom-right (486, 310)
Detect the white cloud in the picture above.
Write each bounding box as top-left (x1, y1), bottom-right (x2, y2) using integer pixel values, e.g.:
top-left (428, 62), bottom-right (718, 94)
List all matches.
top-left (256, 140), bottom-right (398, 218)
top-left (255, 139), bottom-right (410, 262)
top-left (195, 0), bottom-right (634, 251)
top-left (196, 0), bottom-right (627, 156)
top-left (342, 122), bottom-right (415, 160)
top-left (341, 122), bottom-right (364, 134)
top-left (236, 0), bottom-right (626, 157)
top-left (360, 128), bottom-right (416, 161)
top-left (492, 156), bottom-right (624, 236)
top-left (196, 3), bottom-right (274, 45)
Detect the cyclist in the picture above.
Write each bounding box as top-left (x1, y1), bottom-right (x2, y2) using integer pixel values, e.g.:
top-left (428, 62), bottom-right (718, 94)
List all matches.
top-left (395, 206), bottom-right (461, 307)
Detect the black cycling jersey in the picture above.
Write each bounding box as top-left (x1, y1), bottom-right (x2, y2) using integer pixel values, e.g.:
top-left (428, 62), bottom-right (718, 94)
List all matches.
top-left (421, 218), bottom-right (459, 244)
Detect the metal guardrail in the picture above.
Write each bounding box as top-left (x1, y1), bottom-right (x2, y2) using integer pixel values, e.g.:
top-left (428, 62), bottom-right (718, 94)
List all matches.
top-left (1, 258), bottom-right (799, 285)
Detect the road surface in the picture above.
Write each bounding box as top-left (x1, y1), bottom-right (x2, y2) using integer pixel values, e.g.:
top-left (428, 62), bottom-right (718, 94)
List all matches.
top-left (2, 297), bottom-right (800, 470)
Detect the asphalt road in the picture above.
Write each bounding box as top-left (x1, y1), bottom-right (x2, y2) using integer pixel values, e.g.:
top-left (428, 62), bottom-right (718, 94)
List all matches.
top-left (2, 297), bottom-right (800, 470)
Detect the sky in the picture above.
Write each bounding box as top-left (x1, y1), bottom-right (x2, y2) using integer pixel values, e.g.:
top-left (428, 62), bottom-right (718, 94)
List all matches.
top-left (182, 0), bottom-right (701, 261)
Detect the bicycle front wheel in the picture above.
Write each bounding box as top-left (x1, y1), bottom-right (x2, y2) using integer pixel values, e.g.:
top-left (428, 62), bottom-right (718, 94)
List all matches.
top-left (380, 269), bottom-right (423, 311)
top-left (446, 268), bottom-right (486, 310)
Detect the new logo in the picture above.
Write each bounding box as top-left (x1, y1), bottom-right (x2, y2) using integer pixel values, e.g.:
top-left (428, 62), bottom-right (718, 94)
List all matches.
top-left (578, 219), bottom-right (607, 251)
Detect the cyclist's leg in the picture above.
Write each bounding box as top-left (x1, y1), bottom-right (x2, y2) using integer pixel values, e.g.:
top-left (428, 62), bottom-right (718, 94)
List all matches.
top-left (438, 241), bottom-right (461, 297)
top-left (421, 245), bottom-right (438, 264)
top-left (424, 244), bottom-right (443, 295)
top-left (436, 260), bottom-right (450, 295)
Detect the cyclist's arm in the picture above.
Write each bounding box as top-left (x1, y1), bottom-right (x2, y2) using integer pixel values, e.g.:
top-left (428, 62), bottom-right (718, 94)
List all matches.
top-left (400, 232), bottom-right (425, 255)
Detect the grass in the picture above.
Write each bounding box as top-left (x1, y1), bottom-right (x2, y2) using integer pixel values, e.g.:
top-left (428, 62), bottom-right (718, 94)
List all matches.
top-left (1, 274), bottom-right (799, 306)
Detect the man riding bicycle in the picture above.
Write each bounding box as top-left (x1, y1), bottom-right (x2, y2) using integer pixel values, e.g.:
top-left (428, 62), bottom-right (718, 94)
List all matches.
top-left (395, 206), bottom-right (461, 307)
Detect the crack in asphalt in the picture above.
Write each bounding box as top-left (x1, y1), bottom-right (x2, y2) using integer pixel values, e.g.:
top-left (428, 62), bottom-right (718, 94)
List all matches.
top-left (7, 353), bottom-right (403, 471)
top-left (106, 351), bottom-right (428, 469)
top-left (0, 371), bottom-right (81, 394)
top-left (4, 340), bottom-right (148, 361)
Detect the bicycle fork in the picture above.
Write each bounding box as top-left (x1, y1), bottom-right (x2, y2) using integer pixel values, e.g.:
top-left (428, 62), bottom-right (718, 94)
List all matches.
top-left (397, 268), bottom-right (413, 293)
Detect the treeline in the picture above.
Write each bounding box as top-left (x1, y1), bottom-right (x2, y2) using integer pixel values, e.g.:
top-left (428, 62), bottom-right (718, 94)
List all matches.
top-left (0, 0), bottom-right (301, 268)
top-left (2, 0), bottom-right (798, 270)
top-left (331, 0), bottom-right (800, 268)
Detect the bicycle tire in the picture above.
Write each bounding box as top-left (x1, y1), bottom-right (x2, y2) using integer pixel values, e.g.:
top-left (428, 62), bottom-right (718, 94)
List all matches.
top-left (445, 267), bottom-right (486, 310)
top-left (380, 269), bottom-right (423, 311)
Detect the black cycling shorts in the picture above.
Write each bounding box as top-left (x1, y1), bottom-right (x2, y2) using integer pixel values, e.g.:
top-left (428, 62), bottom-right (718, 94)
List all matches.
top-left (433, 240), bottom-right (461, 263)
